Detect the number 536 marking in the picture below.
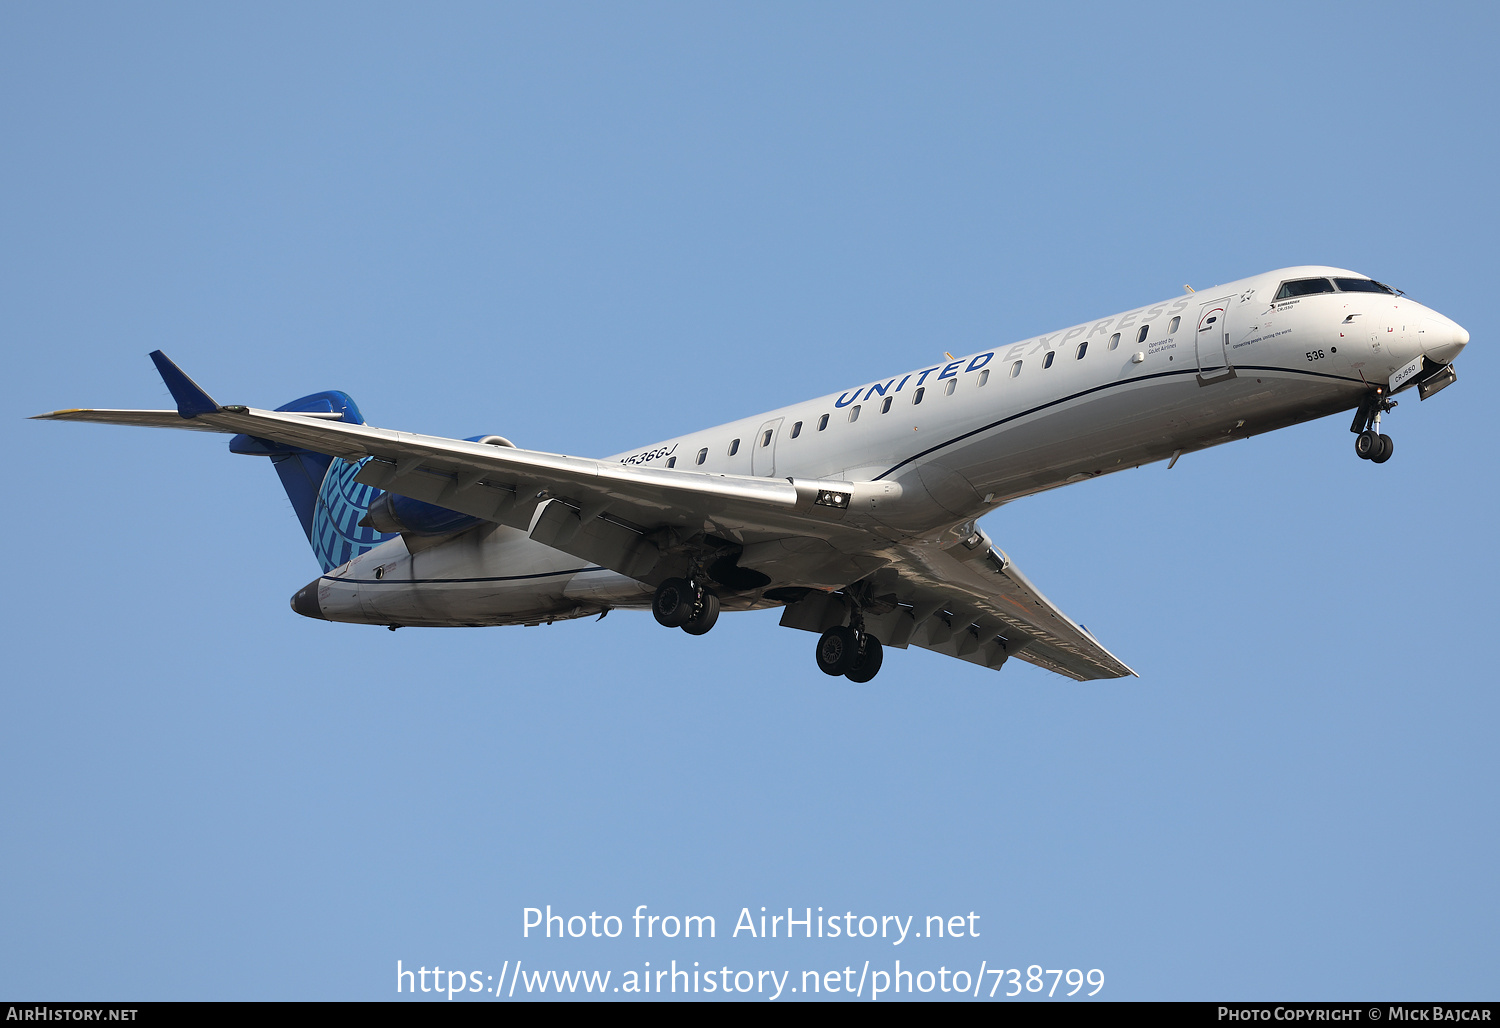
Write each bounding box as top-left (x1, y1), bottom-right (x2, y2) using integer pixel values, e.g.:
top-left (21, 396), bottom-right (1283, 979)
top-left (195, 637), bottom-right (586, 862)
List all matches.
top-left (1306, 350), bottom-right (1326, 361)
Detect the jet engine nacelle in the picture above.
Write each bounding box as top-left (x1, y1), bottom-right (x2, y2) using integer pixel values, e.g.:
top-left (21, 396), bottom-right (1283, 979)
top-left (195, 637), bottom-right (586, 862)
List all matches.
top-left (361, 491), bottom-right (480, 536)
top-left (360, 433), bottom-right (516, 536)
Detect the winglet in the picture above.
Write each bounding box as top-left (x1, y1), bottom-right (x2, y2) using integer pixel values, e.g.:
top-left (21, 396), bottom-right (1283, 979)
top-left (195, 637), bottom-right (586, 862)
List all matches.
top-left (149, 350), bottom-right (219, 418)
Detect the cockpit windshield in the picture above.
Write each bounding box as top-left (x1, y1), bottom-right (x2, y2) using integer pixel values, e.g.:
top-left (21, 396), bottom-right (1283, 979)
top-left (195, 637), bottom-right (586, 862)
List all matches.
top-left (1333, 277), bottom-right (1397, 294)
top-left (1275, 278), bottom-right (1335, 299)
top-left (1275, 276), bottom-right (1400, 300)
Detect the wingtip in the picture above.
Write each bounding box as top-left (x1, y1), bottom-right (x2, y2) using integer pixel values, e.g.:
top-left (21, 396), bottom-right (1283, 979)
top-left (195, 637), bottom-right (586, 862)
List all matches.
top-left (148, 350), bottom-right (219, 418)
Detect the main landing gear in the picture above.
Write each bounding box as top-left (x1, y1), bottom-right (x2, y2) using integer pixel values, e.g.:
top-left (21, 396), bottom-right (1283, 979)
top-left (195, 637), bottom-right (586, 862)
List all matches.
top-left (814, 604), bottom-right (884, 683)
top-left (652, 577), bottom-right (720, 636)
top-left (1351, 390), bottom-right (1396, 464)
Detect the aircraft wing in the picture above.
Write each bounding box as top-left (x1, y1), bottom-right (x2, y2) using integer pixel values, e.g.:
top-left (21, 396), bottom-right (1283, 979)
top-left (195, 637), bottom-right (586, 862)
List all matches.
top-left (37, 354), bottom-right (1135, 680)
top-left (32, 356), bottom-right (899, 589)
top-left (782, 538), bottom-right (1136, 681)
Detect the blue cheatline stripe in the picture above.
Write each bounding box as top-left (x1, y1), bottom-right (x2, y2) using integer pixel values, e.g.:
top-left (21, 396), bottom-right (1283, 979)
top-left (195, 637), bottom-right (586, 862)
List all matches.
top-left (326, 567), bottom-right (610, 586)
top-left (873, 364), bottom-right (1363, 481)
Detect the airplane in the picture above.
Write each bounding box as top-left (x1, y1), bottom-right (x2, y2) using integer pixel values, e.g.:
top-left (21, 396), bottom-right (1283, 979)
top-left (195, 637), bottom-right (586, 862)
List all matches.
top-left (32, 266), bottom-right (1468, 683)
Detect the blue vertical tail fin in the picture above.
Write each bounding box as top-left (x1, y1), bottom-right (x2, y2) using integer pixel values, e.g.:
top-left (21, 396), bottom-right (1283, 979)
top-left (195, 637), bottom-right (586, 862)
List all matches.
top-left (228, 391), bottom-right (393, 572)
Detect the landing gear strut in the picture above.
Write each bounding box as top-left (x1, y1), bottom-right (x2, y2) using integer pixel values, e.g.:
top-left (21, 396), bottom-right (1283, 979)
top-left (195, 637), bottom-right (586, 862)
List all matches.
top-left (1351, 390), bottom-right (1396, 464)
top-left (814, 603), bottom-right (884, 682)
top-left (846, 635), bottom-right (884, 683)
top-left (652, 577), bottom-right (720, 635)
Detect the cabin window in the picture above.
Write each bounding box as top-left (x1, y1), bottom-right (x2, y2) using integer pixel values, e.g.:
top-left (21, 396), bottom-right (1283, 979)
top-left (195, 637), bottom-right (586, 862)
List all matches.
top-left (1075, 341), bottom-right (1088, 360)
top-left (818, 413), bottom-right (829, 431)
top-left (1010, 360), bottom-right (1022, 377)
top-left (667, 456), bottom-right (676, 468)
top-left (1275, 277), bottom-right (1336, 299)
top-left (1168, 316), bottom-right (1180, 334)
top-left (1136, 325), bottom-right (1149, 344)
top-left (696, 448), bottom-right (708, 465)
top-left (880, 395), bottom-right (892, 414)
top-left (728, 438), bottom-right (740, 456)
top-left (761, 430), bottom-right (772, 447)
top-left (913, 386), bottom-right (925, 404)
top-left (791, 421), bottom-right (802, 439)
top-left (848, 404), bottom-right (860, 422)
top-left (1108, 332), bottom-right (1121, 350)
top-left (944, 378), bottom-right (957, 396)
top-left (1043, 351), bottom-right (1055, 369)
top-left (978, 369), bottom-right (989, 386)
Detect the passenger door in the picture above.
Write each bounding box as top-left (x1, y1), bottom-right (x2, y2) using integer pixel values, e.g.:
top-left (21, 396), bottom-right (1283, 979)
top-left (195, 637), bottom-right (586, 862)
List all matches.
top-left (751, 417), bottom-right (783, 476)
top-left (1195, 299), bottom-right (1233, 379)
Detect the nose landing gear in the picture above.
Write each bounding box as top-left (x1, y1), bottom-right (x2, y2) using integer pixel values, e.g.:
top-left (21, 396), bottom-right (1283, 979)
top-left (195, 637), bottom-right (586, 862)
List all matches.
top-left (652, 576), bottom-right (721, 635)
top-left (1351, 390), bottom-right (1396, 464)
top-left (814, 604), bottom-right (885, 682)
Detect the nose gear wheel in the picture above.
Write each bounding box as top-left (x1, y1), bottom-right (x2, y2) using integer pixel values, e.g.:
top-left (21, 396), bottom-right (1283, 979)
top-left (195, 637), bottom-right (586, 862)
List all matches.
top-left (1356, 430), bottom-right (1394, 463)
top-left (1350, 390), bottom-right (1397, 464)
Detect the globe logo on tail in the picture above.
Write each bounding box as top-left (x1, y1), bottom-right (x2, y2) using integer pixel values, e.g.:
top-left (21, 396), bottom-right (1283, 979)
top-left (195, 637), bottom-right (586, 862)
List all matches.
top-left (311, 457), bottom-right (388, 572)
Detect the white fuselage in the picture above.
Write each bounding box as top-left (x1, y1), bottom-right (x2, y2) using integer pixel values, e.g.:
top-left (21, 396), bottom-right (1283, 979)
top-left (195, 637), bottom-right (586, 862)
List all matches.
top-left (314, 266), bottom-right (1467, 627)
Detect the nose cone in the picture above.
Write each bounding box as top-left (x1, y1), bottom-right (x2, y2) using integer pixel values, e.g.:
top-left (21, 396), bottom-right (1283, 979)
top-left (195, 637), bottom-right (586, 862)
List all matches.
top-left (1425, 318), bottom-right (1469, 365)
top-left (291, 579), bottom-right (326, 620)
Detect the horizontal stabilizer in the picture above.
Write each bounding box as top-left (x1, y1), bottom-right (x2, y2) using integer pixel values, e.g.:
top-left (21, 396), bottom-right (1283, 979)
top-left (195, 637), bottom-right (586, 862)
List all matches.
top-left (30, 408), bottom-right (233, 433)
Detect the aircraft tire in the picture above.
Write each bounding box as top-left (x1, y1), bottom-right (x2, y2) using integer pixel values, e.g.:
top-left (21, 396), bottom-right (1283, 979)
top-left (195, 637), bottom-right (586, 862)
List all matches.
top-left (1371, 433), bottom-right (1394, 464)
top-left (845, 635), bottom-right (884, 683)
top-left (652, 578), bottom-right (694, 628)
top-left (1355, 430), bottom-right (1380, 459)
top-left (815, 626), bottom-right (860, 676)
top-left (681, 591), bottom-right (720, 636)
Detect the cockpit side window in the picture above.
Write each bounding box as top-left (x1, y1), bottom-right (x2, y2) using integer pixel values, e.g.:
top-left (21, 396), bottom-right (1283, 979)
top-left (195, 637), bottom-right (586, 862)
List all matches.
top-left (1275, 278), bottom-right (1336, 300)
top-left (1334, 277), bottom-right (1396, 294)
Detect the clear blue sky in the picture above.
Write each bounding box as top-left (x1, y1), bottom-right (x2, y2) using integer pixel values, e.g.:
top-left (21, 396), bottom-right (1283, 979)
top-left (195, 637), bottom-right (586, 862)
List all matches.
top-left (3, 1), bottom-right (1496, 1001)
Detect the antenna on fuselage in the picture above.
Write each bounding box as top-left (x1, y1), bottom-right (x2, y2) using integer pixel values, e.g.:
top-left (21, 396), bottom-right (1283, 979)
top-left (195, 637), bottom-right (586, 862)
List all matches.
top-left (944, 352), bottom-right (955, 360)
top-left (1183, 284), bottom-right (1195, 294)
